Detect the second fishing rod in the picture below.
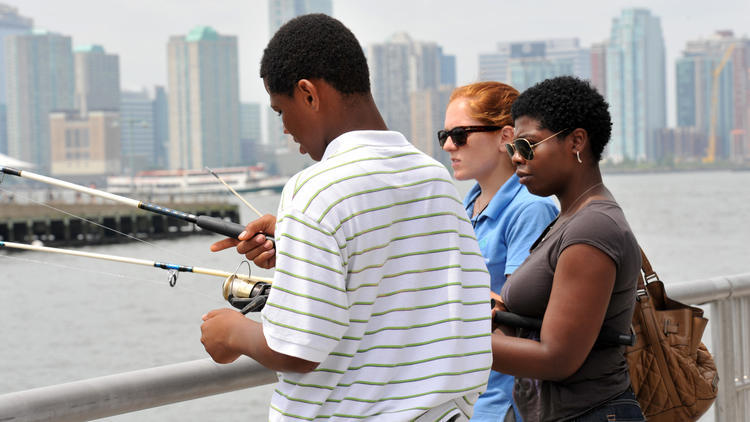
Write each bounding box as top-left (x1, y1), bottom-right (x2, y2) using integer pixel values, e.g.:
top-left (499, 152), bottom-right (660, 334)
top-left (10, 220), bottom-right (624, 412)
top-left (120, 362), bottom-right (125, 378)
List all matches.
top-left (1, 166), bottom-right (274, 243)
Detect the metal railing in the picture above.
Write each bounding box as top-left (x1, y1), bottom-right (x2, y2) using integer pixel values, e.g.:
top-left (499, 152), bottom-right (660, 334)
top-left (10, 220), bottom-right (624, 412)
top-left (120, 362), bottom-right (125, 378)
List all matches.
top-left (1, 273), bottom-right (749, 422)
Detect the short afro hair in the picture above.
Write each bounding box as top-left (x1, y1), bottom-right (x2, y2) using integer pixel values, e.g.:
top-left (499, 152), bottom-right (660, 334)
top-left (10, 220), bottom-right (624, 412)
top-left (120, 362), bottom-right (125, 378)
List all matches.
top-left (511, 76), bottom-right (612, 161)
top-left (260, 14), bottom-right (370, 97)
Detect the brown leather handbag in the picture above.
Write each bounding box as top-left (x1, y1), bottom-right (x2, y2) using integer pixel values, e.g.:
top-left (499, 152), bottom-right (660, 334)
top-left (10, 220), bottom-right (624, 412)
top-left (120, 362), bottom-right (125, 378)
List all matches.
top-left (626, 249), bottom-right (719, 421)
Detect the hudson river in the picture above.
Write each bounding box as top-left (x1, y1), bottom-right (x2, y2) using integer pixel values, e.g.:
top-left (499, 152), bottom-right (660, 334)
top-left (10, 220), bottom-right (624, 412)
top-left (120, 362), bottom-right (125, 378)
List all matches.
top-left (2, 170), bottom-right (748, 421)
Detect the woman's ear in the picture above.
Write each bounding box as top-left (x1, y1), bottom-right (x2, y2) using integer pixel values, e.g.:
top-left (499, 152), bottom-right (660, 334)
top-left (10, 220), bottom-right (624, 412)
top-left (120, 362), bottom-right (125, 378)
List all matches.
top-left (500, 125), bottom-right (515, 142)
top-left (569, 128), bottom-right (588, 155)
top-left (497, 125), bottom-right (514, 151)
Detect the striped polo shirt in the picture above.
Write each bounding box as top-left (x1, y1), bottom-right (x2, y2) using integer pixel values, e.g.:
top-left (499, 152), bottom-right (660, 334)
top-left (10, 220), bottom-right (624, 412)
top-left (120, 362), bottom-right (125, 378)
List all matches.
top-left (261, 130), bottom-right (492, 421)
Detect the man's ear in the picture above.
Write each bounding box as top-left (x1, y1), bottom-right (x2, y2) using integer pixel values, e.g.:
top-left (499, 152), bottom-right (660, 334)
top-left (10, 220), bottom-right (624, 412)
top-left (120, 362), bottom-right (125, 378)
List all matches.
top-left (296, 79), bottom-right (320, 111)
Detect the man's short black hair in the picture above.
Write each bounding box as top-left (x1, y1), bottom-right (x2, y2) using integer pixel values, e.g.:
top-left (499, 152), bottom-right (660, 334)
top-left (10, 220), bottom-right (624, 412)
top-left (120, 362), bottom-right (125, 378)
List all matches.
top-left (260, 13), bottom-right (370, 97)
top-left (511, 76), bottom-right (612, 161)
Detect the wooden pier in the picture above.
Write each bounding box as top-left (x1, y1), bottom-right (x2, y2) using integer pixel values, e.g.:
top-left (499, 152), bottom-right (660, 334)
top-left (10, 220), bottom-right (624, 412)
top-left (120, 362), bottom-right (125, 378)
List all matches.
top-left (0, 201), bottom-right (240, 246)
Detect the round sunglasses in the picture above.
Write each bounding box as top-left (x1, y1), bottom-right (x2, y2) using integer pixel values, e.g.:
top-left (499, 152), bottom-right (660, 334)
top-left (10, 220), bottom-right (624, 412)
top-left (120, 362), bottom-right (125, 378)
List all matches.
top-left (437, 125), bottom-right (502, 147)
top-left (505, 129), bottom-right (568, 160)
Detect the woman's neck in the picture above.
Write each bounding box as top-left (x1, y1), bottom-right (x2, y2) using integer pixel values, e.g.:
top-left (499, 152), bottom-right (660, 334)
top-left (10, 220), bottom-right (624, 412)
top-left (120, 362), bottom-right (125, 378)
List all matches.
top-left (558, 168), bottom-right (606, 217)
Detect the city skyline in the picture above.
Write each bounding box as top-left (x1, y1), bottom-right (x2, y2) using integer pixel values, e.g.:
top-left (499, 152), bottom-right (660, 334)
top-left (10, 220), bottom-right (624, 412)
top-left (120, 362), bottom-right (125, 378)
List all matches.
top-left (13, 0), bottom-right (750, 128)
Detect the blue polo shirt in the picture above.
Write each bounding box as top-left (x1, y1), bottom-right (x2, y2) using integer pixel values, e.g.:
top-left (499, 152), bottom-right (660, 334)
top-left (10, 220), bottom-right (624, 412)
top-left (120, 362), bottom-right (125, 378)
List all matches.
top-left (465, 174), bottom-right (558, 422)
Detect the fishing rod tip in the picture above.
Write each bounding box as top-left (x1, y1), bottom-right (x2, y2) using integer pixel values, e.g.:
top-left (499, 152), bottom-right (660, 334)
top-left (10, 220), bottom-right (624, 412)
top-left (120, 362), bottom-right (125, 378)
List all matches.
top-left (204, 167), bottom-right (219, 178)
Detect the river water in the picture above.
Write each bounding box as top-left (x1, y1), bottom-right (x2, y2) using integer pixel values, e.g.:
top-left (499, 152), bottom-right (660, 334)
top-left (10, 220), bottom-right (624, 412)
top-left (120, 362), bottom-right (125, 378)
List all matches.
top-left (1, 170), bottom-right (748, 421)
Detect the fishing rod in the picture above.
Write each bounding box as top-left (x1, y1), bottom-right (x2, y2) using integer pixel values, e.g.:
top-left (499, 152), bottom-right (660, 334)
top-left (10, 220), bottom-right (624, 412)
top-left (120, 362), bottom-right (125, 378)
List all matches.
top-left (0, 240), bottom-right (272, 314)
top-left (0, 166), bottom-right (274, 242)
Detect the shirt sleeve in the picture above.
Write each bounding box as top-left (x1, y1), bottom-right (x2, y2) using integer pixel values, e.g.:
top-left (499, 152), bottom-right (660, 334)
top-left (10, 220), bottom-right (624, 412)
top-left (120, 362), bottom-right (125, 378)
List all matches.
top-left (261, 208), bottom-right (349, 363)
top-left (558, 207), bottom-right (625, 267)
top-left (504, 201), bottom-right (558, 275)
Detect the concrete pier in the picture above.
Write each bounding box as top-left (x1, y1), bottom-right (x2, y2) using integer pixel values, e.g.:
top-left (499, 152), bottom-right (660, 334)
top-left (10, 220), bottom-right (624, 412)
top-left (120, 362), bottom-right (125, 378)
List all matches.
top-left (0, 202), bottom-right (240, 246)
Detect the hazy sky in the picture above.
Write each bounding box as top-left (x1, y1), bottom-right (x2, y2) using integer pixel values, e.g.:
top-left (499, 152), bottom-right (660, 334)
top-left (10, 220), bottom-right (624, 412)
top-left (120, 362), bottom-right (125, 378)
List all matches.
top-left (14, 0), bottom-right (750, 125)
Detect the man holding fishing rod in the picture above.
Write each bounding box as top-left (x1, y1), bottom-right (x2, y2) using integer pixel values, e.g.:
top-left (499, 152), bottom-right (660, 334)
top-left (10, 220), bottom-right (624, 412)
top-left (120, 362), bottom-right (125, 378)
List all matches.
top-left (200, 14), bottom-right (492, 421)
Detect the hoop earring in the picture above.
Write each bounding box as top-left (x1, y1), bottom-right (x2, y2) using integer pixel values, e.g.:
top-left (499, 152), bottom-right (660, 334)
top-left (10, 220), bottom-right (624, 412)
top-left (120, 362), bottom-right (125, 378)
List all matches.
top-left (576, 151), bottom-right (582, 164)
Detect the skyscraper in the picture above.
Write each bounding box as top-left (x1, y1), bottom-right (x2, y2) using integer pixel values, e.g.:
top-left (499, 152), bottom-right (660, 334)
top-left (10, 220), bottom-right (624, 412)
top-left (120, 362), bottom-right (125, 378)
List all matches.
top-left (368, 33), bottom-right (455, 142)
top-left (478, 38), bottom-right (590, 89)
top-left (240, 102), bottom-right (263, 164)
top-left (589, 42), bottom-right (607, 96)
top-left (5, 30), bottom-right (74, 170)
top-left (0, 4), bottom-right (32, 155)
top-left (74, 44), bottom-right (120, 116)
top-left (268, 0), bottom-right (332, 38)
top-left (606, 8), bottom-right (667, 162)
top-left (676, 31), bottom-right (750, 162)
top-left (167, 26), bottom-right (240, 170)
top-left (120, 89), bottom-right (155, 174)
top-left (152, 86), bottom-right (169, 168)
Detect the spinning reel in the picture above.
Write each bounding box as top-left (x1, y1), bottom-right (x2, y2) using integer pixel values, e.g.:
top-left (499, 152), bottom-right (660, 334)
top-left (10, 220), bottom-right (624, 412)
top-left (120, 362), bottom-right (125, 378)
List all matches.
top-left (222, 261), bottom-right (272, 314)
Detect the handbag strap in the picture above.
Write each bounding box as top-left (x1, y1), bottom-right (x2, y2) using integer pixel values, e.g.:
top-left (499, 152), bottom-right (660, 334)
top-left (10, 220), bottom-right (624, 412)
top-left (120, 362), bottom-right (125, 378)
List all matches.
top-left (637, 247), bottom-right (659, 290)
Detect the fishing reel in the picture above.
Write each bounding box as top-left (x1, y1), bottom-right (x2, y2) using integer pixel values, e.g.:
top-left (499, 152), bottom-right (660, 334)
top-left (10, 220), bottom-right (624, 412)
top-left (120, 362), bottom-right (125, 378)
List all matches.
top-left (222, 263), bottom-right (272, 315)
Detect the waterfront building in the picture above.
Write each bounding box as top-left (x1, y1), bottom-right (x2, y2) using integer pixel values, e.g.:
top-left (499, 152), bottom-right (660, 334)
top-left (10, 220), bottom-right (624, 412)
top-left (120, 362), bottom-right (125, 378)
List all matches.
top-left (49, 110), bottom-right (120, 183)
top-left (368, 33), bottom-right (455, 144)
top-left (152, 86), bottom-right (169, 169)
top-left (676, 31), bottom-right (750, 162)
top-left (590, 41), bottom-right (607, 96)
top-left (74, 45), bottom-right (120, 116)
top-left (606, 8), bottom-right (667, 163)
top-left (120, 89), bottom-right (156, 174)
top-left (266, 0), bottom-right (332, 175)
top-left (240, 102), bottom-right (264, 165)
top-left (478, 38), bottom-right (590, 90)
top-left (410, 87), bottom-right (453, 167)
top-left (167, 26), bottom-right (241, 170)
top-left (0, 4), bottom-right (32, 155)
top-left (5, 30), bottom-right (74, 171)
top-left (655, 127), bottom-right (708, 163)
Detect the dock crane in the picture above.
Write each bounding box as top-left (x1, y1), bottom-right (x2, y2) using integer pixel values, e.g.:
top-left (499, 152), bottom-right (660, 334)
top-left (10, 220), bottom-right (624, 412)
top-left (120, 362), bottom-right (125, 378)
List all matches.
top-left (703, 43), bottom-right (736, 163)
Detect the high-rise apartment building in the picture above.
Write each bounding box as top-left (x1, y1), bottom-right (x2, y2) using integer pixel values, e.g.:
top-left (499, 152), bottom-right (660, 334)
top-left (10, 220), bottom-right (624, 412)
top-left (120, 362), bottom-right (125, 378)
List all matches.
top-left (240, 102), bottom-right (264, 165)
top-left (266, 0), bottom-right (332, 175)
top-left (478, 38), bottom-right (590, 90)
top-left (410, 87), bottom-right (453, 166)
top-left (268, 0), bottom-right (332, 38)
top-left (368, 33), bottom-right (455, 143)
top-left (120, 89), bottom-right (155, 174)
top-left (606, 8), bottom-right (666, 162)
top-left (676, 31), bottom-right (750, 162)
top-left (5, 30), bottom-right (74, 171)
top-left (0, 4), bottom-right (32, 155)
top-left (589, 42), bottom-right (607, 96)
top-left (74, 45), bottom-right (120, 116)
top-left (152, 86), bottom-right (169, 169)
top-left (167, 26), bottom-right (240, 170)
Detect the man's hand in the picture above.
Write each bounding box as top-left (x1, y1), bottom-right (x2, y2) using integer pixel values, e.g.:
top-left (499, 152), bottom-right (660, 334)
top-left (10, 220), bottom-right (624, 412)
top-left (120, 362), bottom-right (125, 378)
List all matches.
top-left (211, 214), bottom-right (277, 268)
top-left (200, 308), bottom-right (254, 364)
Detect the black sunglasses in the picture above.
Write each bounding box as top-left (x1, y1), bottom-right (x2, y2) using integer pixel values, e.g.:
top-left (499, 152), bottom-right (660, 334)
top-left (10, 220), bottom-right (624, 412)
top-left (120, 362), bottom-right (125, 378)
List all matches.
top-left (505, 129), bottom-right (568, 160)
top-left (437, 126), bottom-right (502, 147)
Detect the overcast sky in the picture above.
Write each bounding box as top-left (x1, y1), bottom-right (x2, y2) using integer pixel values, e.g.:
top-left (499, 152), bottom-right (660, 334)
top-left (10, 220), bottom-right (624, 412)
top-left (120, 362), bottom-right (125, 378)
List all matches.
top-left (13, 0), bottom-right (750, 126)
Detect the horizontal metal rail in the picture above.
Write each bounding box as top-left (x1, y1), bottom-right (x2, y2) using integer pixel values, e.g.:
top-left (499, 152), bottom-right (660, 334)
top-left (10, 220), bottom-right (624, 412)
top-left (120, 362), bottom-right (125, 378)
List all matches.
top-left (0, 358), bottom-right (276, 422)
top-left (1, 272), bottom-right (750, 422)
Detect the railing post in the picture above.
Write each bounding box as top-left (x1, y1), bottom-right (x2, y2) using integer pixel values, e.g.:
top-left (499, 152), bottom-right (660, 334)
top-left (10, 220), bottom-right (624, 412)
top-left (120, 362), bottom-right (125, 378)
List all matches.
top-left (712, 300), bottom-right (738, 421)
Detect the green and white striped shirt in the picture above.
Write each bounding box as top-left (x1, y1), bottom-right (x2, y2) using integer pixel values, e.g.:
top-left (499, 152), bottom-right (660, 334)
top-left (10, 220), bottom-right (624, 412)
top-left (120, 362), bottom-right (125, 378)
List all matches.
top-left (262, 131), bottom-right (492, 421)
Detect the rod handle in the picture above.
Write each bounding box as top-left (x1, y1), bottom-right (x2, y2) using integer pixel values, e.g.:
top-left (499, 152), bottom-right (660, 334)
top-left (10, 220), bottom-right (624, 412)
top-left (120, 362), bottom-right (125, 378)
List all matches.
top-left (492, 311), bottom-right (635, 347)
top-left (195, 215), bottom-right (275, 244)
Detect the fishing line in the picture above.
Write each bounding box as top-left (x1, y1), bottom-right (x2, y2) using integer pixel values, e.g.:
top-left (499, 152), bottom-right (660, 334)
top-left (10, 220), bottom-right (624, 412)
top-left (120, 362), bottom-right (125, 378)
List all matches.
top-left (0, 185), bottom-right (201, 264)
top-left (0, 253), bottom-right (222, 303)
